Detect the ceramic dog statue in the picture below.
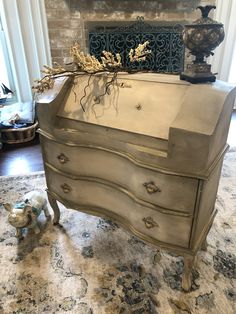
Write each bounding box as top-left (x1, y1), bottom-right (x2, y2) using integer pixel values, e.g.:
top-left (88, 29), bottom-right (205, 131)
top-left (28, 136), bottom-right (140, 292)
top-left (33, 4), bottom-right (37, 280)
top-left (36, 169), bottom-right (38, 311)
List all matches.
top-left (3, 191), bottom-right (50, 238)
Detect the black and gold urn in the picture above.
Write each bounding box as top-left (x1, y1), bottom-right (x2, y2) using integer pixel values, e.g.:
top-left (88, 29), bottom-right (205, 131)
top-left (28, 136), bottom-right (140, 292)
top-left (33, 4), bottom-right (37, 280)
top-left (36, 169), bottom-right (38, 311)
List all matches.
top-left (180, 5), bottom-right (224, 83)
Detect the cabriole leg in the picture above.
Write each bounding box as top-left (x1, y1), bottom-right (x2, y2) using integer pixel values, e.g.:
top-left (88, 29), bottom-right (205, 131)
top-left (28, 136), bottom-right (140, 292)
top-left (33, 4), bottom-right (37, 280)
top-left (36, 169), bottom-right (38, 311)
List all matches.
top-left (201, 238), bottom-right (208, 251)
top-left (47, 192), bottom-right (60, 225)
top-left (182, 254), bottom-right (196, 292)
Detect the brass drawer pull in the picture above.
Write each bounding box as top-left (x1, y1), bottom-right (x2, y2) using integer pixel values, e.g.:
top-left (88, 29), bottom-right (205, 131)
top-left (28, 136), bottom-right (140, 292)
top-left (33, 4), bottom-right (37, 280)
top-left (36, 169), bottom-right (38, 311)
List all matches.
top-left (143, 216), bottom-right (159, 229)
top-left (143, 181), bottom-right (161, 194)
top-left (57, 153), bottom-right (69, 164)
top-left (61, 183), bottom-right (72, 194)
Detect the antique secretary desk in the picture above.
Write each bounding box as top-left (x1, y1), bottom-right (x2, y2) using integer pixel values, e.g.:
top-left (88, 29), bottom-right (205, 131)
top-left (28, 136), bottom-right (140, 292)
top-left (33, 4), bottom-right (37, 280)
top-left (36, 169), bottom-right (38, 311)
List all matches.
top-left (36, 72), bottom-right (236, 291)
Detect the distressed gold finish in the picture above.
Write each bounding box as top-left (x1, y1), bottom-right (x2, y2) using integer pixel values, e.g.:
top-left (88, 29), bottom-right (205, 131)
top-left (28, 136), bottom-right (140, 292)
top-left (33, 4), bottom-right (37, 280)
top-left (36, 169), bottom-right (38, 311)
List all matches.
top-left (44, 161), bottom-right (192, 217)
top-left (38, 128), bottom-right (229, 180)
top-left (46, 189), bottom-right (214, 256)
top-left (36, 73), bottom-right (236, 292)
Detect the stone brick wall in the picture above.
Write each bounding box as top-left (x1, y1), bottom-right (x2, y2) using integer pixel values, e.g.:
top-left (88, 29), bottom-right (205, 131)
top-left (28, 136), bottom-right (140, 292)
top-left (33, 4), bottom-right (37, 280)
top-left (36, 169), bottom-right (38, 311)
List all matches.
top-left (44, 0), bottom-right (216, 65)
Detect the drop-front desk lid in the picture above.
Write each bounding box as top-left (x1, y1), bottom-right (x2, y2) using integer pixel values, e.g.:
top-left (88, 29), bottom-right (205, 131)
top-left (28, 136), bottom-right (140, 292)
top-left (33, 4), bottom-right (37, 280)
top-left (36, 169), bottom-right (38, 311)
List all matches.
top-left (57, 73), bottom-right (190, 141)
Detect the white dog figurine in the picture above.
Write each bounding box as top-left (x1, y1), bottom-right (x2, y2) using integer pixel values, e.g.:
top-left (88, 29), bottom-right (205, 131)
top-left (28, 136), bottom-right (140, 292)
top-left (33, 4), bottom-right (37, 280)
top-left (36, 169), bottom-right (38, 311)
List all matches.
top-left (3, 191), bottom-right (50, 238)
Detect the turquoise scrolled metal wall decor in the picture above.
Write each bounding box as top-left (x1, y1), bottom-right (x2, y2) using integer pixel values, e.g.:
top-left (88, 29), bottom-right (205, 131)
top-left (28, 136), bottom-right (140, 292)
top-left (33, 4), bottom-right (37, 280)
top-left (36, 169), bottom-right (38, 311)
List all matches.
top-left (89, 17), bottom-right (185, 74)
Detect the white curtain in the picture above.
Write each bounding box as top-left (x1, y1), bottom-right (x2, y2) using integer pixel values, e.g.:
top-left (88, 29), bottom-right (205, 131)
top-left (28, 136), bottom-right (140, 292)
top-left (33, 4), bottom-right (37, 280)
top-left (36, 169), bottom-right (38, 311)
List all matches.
top-left (212, 0), bottom-right (236, 83)
top-left (0, 22), bottom-right (11, 89)
top-left (0, 0), bottom-right (51, 102)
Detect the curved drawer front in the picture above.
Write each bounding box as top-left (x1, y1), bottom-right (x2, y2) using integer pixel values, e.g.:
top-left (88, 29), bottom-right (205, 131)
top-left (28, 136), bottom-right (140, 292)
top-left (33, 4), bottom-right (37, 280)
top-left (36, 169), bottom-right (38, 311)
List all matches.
top-left (46, 167), bottom-right (191, 248)
top-left (42, 137), bottom-right (198, 213)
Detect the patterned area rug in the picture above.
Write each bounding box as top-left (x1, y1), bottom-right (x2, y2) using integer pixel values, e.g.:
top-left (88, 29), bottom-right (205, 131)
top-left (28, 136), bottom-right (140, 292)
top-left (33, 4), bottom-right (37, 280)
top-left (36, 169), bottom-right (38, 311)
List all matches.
top-left (0, 149), bottom-right (236, 314)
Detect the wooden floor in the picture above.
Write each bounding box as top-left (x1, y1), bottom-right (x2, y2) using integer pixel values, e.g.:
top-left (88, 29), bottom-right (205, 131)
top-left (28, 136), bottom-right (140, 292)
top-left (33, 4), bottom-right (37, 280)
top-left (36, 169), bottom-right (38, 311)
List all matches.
top-left (0, 111), bottom-right (236, 176)
top-left (0, 135), bottom-right (43, 176)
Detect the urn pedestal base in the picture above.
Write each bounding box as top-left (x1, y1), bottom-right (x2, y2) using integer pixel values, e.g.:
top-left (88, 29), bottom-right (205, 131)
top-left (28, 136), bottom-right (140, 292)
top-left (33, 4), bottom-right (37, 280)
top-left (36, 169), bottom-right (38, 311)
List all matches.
top-left (180, 63), bottom-right (216, 83)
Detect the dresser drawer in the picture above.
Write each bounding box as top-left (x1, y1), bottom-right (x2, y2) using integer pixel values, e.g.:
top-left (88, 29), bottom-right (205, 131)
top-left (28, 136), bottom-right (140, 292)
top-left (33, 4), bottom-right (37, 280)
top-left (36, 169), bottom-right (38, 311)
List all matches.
top-left (45, 167), bottom-right (191, 248)
top-left (41, 137), bottom-right (198, 213)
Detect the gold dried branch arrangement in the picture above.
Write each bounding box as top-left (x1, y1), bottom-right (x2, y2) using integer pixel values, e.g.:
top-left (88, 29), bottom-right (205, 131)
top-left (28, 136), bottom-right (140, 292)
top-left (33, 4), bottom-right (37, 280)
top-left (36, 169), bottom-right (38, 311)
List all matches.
top-left (33, 41), bottom-right (151, 111)
top-left (33, 41), bottom-right (151, 93)
top-left (33, 63), bottom-right (66, 93)
top-left (128, 41), bottom-right (151, 62)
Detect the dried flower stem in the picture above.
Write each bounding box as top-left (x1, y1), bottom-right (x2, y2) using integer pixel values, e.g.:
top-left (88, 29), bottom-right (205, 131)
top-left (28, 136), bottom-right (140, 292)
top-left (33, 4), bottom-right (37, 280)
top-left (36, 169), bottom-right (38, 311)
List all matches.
top-left (33, 41), bottom-right (151, 111)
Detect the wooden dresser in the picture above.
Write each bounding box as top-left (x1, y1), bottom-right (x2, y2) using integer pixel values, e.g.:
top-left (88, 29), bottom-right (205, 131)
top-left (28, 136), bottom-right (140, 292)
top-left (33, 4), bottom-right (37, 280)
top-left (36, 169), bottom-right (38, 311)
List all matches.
top-left (36, 73), bottom-right (236, 291)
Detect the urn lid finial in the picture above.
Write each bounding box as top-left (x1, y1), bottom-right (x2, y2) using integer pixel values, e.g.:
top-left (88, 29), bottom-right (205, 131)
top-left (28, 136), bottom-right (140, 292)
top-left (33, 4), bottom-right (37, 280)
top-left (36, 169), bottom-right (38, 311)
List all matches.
top-left (190, 4), bottom-right (222, 26)
top-left (197, 5), bottom-right (216, 18)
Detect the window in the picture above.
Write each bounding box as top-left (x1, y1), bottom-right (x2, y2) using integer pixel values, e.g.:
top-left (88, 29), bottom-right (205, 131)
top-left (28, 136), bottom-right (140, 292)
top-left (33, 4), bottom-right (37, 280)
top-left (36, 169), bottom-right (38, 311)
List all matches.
top-left (0, 15), bottom-right (16, 104)
top-left (0, 0), bottom-right (51, 104)
top-left (228, 46), bottom-right (236, 83)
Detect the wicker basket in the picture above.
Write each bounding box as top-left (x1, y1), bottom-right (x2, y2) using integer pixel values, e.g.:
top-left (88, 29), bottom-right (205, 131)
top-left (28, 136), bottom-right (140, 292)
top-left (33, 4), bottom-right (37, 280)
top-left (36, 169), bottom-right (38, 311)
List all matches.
top-left (0, 121), bottom-right (38, 144)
